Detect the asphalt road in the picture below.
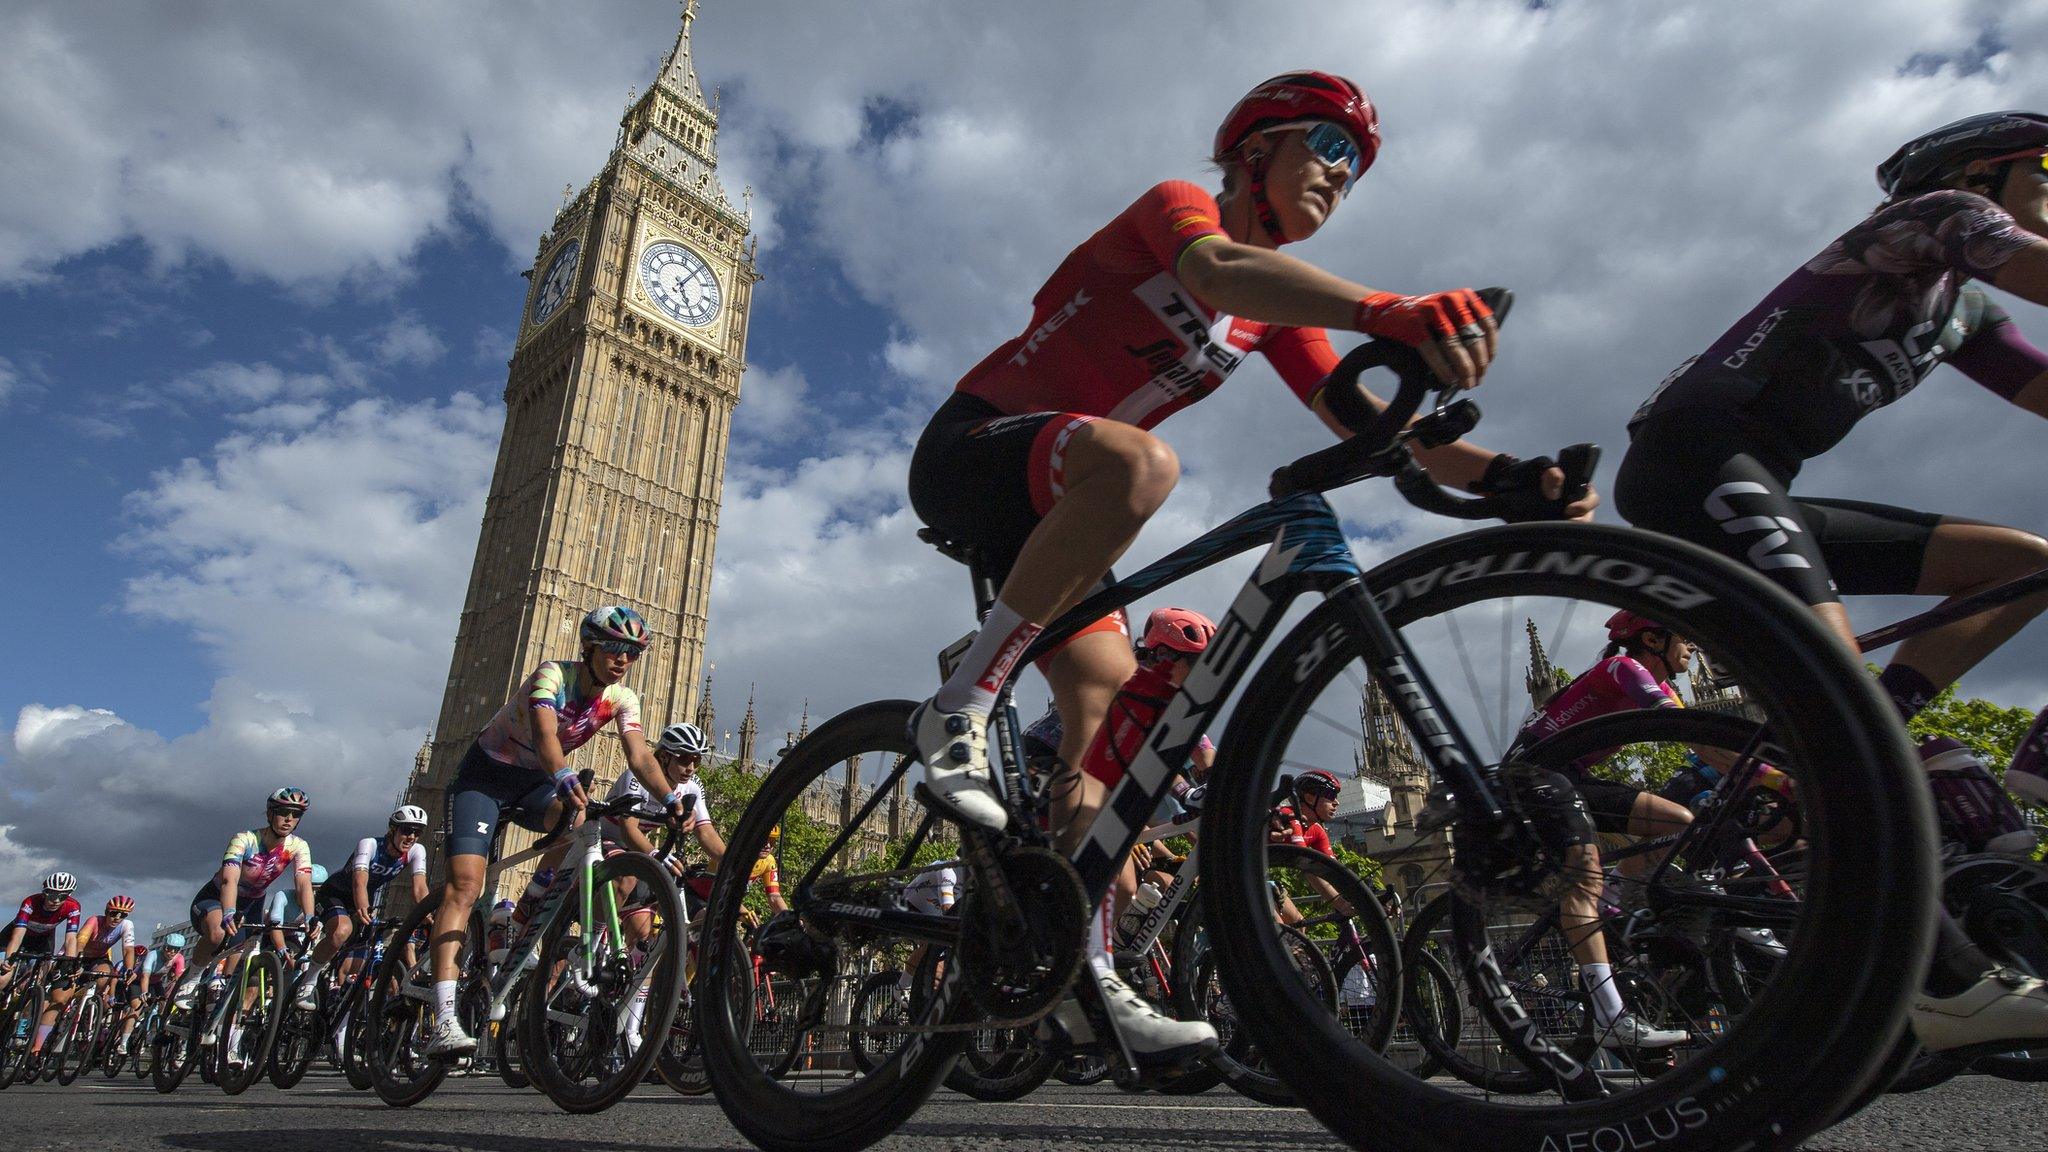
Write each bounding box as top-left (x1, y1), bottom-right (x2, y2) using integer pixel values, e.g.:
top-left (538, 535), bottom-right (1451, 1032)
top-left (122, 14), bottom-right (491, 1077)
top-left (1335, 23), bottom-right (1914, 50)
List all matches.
top-left (0, 1072), bottom-right (2040, 1152)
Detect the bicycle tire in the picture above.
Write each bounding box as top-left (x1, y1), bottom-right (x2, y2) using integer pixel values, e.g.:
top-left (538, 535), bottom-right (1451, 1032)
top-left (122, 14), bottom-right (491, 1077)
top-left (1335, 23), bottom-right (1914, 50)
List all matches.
top-left (100, 1011), bottom-right (130, 1078)
top-left (341, 1006), bottom-right (374, 1091)
top-left (366, 892), bottom-right (469, 1106)
top-left (521, 850), bottom-right (685, 1113)
top-left (152, 985), bottom-right (204, 1093)
top-left (54, 996), bottom-right (94, 1085)
top-left (944, 1025), bottom-right (1056, 1101)
top-left (1201, 522), bottom-right (1935, 1152)
top-left (846, 971), bottom-right (904, 1076)
top-left (1401, 891), bottom-right (1552, 1094)
top-left (0, 986), bottom-right (38, 1090)
top-left (495, 981), bottom-right (531, 1090)
top-left (269, 1000), bottom-right (320, 1089)
top-left (1977, 1049), bottom-right (2048, 1081)
top-left (217, 951), bottom-right (284, 1095)
top-left (700, 699), bottom-right (974, 1152)
top-left (1394, 946), bottom-right (1457, 1081)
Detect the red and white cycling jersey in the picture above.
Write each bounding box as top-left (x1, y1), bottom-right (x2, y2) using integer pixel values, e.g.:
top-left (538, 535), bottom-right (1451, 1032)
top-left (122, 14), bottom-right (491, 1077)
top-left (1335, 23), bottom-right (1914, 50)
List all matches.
top-left (10, 894), bottom-right (81, 943)
top-left (77, 914), bottom-right (135, 966)
top-left (1270, 804), bottom-right (1334, 856)
top-left (954, 181), bottom-right (1340, 428)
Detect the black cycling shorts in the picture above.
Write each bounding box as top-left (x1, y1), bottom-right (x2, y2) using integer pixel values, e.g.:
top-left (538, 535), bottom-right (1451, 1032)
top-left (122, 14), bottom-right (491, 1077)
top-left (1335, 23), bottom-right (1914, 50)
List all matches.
top-left (444, 741), bottom-right (558, 860)
top-left (17, 932), bottom-right (59, 957)
top-left (1515, 766), bottom-right (1600, 850)
top-left (1573, 776), bottom-right (1644, 837)
top-left (1615, 413), bottom-right (1942, 607)
top-left (908, 393), bottom-right (1130, 645)
top-left (909, 393), bottom-right (1076, 583)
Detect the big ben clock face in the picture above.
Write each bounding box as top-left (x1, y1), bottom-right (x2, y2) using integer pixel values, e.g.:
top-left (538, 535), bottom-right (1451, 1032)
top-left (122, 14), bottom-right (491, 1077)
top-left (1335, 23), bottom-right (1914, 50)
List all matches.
top-left (531, 238), bottom-right (580, 327)
top-left (639, 241), bottom-right (723, 328)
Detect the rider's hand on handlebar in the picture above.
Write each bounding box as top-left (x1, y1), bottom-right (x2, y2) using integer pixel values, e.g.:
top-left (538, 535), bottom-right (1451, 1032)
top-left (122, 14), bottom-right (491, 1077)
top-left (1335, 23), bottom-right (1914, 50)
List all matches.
top-left (1539, 467), bottom-right (1601, 522)
top-left (1354, 288), bottom-right (1497, 390)
top-left (552, 766), bottom-right (590, 812)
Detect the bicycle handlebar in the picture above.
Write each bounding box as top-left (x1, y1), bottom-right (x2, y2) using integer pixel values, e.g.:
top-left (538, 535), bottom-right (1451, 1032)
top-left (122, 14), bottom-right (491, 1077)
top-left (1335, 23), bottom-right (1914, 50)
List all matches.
top-left (1267, 288), bottom-right (1599, 520)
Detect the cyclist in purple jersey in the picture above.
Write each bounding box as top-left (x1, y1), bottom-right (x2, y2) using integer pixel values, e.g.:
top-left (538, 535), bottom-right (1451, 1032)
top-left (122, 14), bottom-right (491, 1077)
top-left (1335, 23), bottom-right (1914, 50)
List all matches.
top-left (1616, 112), bottom-right (2048, 1052)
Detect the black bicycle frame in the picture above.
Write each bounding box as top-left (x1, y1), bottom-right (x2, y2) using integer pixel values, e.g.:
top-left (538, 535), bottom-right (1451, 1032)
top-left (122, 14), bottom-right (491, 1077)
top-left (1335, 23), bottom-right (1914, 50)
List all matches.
top-left (1007, 490), bottom-right (1501, 899)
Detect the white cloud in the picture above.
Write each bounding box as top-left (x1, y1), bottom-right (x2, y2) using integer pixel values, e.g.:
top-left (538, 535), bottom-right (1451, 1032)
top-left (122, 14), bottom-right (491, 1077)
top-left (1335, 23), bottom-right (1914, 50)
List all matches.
top-left (373, 313), bottom-right (446, 367)
top-left (733, 362), bottom-right (810, 441)
top-left (0, 393), bottom-right (500, 906)
top-left (0, 355), bottom-right (16, 408)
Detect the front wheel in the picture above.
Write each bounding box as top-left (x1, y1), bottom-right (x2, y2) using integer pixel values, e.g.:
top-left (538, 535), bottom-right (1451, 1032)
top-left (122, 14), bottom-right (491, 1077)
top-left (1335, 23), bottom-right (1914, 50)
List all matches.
top-left (520, 852), bottom-right (685, 1114)
top-left (1200, 522), bottom-right (1936, 1152)
top-left (54, 996), bottom-right (96, 1086)
top-left (216, 952), bottom-right (285, 1096)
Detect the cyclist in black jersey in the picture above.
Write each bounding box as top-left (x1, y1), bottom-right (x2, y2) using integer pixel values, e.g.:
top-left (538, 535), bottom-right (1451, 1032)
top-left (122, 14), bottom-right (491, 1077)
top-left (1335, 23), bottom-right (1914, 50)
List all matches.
top-left (1616, 111), bottom-right (2048, 1054)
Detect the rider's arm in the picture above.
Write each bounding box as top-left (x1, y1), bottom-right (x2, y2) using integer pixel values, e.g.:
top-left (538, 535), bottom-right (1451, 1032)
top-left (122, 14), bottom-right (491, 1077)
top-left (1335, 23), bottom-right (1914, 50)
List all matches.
top-left (695, 821), bottom-right (727, 870)
top-left (1988, 234), bottom-right (2048, 309)
top-left (1946, 292), bottom-right (2048, 419)
top-left (217, 861), bottom-right (243, 922)
top-left (352, 856), bottom-right (373, 921)
top-left (619, 729), bottom-right (674, 814)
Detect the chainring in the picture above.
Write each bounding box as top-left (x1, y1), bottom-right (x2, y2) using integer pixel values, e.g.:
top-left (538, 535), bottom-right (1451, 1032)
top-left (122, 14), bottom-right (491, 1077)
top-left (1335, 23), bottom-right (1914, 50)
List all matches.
top-left (1449, 763), bottom-right (1576, 903)
top-left (956, 845), bottom-right (1088, 1020)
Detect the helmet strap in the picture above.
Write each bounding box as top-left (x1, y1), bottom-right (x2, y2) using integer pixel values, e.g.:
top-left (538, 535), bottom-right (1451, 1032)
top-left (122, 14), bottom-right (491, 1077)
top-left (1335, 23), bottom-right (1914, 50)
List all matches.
top-left (1244, 148), bottom-right (1292, 245)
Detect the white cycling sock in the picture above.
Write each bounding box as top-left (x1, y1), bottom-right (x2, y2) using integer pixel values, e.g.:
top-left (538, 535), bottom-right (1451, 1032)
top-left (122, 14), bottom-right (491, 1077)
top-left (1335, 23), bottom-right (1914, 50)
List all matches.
top-left (933, 600), bottom-right (1041, 717)
top-left (1582, 962), bottom-right (1625, 1028)
top-left (1087, 890), bottom-right (1116, 980)
top-left (433, 979), bottom-right (458, 1026)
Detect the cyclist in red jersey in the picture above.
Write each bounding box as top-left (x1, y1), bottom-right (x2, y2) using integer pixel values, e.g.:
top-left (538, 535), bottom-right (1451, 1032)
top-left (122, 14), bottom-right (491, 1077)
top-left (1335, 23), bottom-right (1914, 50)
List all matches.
top-left (906, 73), bottom-right (1593, 1062)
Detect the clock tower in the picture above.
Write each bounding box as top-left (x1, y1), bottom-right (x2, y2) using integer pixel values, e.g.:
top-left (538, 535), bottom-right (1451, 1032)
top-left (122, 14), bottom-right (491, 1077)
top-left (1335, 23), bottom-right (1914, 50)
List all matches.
top-left (411, 0), bottom-right (756, 868)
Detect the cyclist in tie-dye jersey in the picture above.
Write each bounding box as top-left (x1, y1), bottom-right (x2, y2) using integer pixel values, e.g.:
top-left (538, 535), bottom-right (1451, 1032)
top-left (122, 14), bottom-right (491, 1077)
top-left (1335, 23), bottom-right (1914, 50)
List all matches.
top-left (421, 604), bottom-right (691, 1057)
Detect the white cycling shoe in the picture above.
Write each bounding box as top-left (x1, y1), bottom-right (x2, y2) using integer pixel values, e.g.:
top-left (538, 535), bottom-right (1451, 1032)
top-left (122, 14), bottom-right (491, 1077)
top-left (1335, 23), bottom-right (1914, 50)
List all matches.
top-left (1911, 967), bottom-right (2048, 1054)
top-left (421, 1017), bottom-right (478, 1057)
top-left (909, 701), bottom-right (1007, 831)
top-left (293, 976), bottom-right (320, 1012)
top-left (1596, 1012), bottom-right (1689, 1050)
top-left (171, 977), bottom-right (199, 1011)
top-left (1094, 968), bottom-right (1217, 1067)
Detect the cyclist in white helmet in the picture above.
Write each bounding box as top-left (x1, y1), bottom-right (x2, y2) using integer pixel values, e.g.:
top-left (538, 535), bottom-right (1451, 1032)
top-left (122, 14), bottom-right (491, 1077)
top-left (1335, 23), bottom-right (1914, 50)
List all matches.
top-left (293, 804), bottom-right (432, 1010)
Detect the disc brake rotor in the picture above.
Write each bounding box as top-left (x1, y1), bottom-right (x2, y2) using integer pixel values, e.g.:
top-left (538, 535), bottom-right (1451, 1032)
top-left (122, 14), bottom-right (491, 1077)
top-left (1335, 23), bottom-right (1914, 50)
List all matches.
top-left (956, 846), bottom-right (1087, 1020)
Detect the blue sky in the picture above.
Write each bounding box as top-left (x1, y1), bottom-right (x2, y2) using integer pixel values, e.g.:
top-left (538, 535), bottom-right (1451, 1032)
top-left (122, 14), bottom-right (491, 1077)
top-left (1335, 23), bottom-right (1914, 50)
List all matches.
top-left (1, 0), bottom-right (2042, 921)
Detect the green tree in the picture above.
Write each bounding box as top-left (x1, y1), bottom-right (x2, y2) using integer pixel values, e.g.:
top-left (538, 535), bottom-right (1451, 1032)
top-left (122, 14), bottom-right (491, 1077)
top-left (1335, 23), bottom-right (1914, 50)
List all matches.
top-left (1896, 678), bottom-right (2035, 774)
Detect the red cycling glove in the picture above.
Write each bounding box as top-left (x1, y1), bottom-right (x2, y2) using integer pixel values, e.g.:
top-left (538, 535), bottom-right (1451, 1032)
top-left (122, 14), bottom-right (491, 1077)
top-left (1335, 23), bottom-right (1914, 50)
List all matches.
top-left (1353, 289), bottom-right (1492, 346)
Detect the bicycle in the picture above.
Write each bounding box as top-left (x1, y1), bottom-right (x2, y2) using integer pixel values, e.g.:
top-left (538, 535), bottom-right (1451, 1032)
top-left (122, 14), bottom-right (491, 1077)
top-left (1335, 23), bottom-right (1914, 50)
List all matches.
top-left (270, 916), bottom-right (400, 1089)
top-left (45, 958), bottom-right (122, 1086)
top-left (365, 776), bottom-right (685, 1112)
top-left (0, 955), bottom-right (69, 1088)
top-left (697, 288), bottom-right (1936, 1152)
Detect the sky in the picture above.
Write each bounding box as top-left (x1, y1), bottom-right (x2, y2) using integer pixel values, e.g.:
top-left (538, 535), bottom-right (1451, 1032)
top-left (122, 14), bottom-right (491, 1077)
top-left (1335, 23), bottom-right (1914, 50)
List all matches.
top-left (1, 0), bottom-right (2043, 931)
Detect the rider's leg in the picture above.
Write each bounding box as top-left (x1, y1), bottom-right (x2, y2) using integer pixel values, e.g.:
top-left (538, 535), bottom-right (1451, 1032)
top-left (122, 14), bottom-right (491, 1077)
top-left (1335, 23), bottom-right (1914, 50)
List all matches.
top-left (1619, 792), bottom-right (1693, 876)
top-left (1043, 629), bottom-right (1139, 849)
top-left (433, 853), bottom-right (486, 1028)
top-left (916, 422), bottom-right (1177, 828)
top-left (1883, 520), bottom-right (2048, 703)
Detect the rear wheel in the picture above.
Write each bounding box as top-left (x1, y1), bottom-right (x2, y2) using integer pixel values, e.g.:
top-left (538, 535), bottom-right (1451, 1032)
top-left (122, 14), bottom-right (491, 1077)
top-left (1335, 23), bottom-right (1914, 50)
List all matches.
top-left (367, 894), bottom-right (480, 1106)
top-left (152, 987), bottom-right (204, 1093)
top-left (699, 701), bottom-right (975, 1152)
top-left (1201, 524), bottom-right (1935, 1152)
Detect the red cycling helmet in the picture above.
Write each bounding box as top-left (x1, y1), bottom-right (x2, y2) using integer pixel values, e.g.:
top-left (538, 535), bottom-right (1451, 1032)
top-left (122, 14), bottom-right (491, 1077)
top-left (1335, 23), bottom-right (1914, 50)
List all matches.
top-left (1213, 72), bottom-right (1382, 245)
top-left (1213, 71), bottom-right (1382, 172)
top-left (106, 895), bottom-right (135, 915)
top-left (1295, 769), bottom-right (1344, 800)
top-left (1143, 607), bottom-right (1216, 656)
top-left (1604, 610), bottom-right (1668, 643)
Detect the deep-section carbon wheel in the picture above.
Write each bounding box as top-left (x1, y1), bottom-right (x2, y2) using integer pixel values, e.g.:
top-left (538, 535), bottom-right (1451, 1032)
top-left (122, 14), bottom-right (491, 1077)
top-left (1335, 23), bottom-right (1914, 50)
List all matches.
top-left (1201, 522), bottom-right (1935, 1152)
